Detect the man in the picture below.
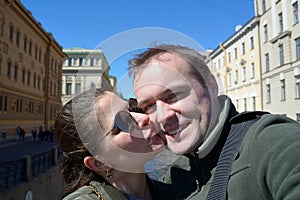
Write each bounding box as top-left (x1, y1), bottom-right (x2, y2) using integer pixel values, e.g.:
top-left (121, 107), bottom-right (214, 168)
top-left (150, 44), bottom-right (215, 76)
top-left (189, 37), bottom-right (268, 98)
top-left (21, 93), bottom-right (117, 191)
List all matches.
top-left (129, 44), bottom-right (300, 199)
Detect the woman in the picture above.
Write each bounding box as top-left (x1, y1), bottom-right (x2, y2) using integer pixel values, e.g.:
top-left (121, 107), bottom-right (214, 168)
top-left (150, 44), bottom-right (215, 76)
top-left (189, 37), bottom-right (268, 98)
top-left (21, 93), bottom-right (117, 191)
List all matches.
top-left (54, 88), bottom-right (174, 200)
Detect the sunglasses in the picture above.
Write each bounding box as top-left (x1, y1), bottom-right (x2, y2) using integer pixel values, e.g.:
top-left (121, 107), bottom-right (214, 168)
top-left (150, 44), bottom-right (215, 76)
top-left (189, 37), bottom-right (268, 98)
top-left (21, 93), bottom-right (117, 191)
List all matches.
top-left (105, 98), bottom-right (143, 137)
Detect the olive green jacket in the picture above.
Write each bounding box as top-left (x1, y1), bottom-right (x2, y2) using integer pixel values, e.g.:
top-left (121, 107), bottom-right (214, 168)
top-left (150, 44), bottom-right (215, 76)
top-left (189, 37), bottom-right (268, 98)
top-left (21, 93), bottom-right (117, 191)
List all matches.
top-left (161, 100), bottom-right (300, 199)
top-left (63, 176), bottom-right (174, 200)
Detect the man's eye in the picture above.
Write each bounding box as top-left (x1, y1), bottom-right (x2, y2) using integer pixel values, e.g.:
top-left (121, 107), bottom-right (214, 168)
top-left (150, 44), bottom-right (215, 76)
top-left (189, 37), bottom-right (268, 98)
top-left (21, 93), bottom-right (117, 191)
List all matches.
top-left (144, 104), bottom-right (156, 114)
top-left (165, 93), bottom-right (177, 103)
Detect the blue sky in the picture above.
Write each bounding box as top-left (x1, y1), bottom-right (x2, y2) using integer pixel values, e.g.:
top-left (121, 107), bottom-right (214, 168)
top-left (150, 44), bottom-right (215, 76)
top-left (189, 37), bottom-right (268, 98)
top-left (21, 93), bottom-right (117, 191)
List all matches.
top-left (21, 0), bottom-right (255, 97)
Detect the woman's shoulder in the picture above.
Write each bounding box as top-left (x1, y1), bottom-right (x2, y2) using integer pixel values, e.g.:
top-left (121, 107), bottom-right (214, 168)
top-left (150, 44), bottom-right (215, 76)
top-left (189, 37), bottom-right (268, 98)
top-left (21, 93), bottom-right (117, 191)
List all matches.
top-left (63, 185), bottom-right (97, 200)
top-left (63, 181), bottom-right (129, 200)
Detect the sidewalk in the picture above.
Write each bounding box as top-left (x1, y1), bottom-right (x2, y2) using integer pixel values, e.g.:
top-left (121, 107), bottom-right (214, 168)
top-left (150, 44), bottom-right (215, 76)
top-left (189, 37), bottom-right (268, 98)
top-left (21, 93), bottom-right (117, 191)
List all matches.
top-left (0, 135), bottom-right (32, 146)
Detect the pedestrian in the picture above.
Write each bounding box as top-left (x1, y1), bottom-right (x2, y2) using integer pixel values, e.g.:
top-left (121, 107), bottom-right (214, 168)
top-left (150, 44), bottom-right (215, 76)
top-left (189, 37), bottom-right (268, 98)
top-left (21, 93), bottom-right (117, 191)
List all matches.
top-left (31, 128), bottom-right (37, 142)
top-left (21, 128), bottom-right (25, 141)
top-left (54, 89), bottom-right (174, 200)
top-left (16, 126), bottom-right (21, 140)
top-left (38, 126), bottom-right (43, 143)
top-left (130, 44), bottom-right (300, 199)
top-left (48, 126), bottom-right (54, 143)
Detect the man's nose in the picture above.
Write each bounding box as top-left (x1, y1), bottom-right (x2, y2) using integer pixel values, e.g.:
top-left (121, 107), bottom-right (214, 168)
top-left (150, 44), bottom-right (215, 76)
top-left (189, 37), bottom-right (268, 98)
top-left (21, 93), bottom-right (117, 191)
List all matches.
top-left (131, 112), bottom-right (150, 128)
top-left (156, 100), bottom-right (175, 124)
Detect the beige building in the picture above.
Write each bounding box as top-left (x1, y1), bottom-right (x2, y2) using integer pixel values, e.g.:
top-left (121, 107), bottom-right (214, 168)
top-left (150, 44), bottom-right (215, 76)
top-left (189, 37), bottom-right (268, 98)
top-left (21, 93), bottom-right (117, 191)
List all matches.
top-left (0, 0), bottom-right (66, 136)
top-left (255, 0), bottom-right (300, 121)
top-left (207, 17), bottom-right (263, 112)
top-left (62, 48), bottom-right (116, 105)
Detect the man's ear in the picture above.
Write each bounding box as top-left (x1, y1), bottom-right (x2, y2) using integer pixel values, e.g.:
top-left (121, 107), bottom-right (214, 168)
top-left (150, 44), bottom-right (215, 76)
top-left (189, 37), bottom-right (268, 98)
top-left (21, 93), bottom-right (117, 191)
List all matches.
top-left (208, 74), bottom-right (218, 98)
top-left (84, 156), bottom-right (106, 172)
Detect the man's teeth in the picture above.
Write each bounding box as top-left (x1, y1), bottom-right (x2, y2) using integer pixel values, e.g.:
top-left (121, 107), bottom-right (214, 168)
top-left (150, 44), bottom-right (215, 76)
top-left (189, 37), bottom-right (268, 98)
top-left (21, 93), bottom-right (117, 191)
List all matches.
top-left (168, 126), bottom-right (184, 135)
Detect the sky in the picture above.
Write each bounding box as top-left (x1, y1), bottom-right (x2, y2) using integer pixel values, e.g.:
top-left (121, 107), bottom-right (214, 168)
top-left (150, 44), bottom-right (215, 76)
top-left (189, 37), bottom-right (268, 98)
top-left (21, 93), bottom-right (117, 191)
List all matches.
top-left (20, 0), bottom-right (255, 97)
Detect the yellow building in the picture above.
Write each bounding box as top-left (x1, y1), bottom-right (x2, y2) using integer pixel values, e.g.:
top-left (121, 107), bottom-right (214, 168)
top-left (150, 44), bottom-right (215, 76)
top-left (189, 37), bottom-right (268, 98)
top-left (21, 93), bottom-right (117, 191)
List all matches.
top-left (255, 0), bottom-right (300, 121)
top-left (207, 17), bottom-right (263, 112)
top-left (0, 0), bottom-right (66, 136)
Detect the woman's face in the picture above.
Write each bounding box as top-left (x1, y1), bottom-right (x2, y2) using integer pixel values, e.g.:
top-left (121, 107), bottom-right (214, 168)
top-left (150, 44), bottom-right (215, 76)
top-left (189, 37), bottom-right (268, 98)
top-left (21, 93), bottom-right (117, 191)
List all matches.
top-left (97, 91), bottom-right (165, 171)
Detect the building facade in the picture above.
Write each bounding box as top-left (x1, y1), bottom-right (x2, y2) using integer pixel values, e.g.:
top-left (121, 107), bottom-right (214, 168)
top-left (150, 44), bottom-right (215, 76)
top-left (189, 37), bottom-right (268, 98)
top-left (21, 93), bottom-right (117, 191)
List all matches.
top-left (62, 48), bottom-right (116, 105)
top-left (0, 0), bottom-right (66, 136)
top-left (255, 0), bottom-right (300, 121)
top-left (207, 17), bottom-right (263, 112)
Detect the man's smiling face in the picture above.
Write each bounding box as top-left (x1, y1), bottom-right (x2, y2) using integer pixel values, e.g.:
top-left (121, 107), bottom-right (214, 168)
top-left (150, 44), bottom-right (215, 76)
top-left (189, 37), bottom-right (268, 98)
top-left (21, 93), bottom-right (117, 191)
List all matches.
top-left (134, 52), bottom-right (215, 155)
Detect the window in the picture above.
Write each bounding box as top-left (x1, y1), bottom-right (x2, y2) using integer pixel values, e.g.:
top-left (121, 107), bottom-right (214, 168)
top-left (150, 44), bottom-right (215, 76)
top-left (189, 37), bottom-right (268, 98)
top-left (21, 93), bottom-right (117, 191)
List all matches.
top-left (39, 48), bottom-right (42, 62)
top-left (27, 71), bottom-right (31, 86)
top-left (281, 79), bottom-right (286, 101)
top-left (243, 98), bottom-right (247, 111)
top-left (75, 83), bottom-right (81, 94)
top-left (66, 83), bottom-right (72, 95)
top-left (34, 45), bottom-right (38, 60)
top-left (23, 36), bottom-right (27, 52)
top-left (278, 13), bottom-right (283, 33)
top-left (264, 24), bottom-right (268, 42)
top-left (16, 31), bottom-right (20, 47)
top-left (37, 77), bottom-right (41, 90)
top-left (235, 70), bottom-right (238, 84)
top-left (296, 37), bottom-right (300, 60)
top-left (262, 0), bottom-right (266, 12)
top-left (33, 74), bottom-right (36, 88)
top-left (236, 99), bottom-right (239, 110)
top-left (279, 44), bottom-right (284, 65)
top-left (0, 96), bottom-right (2, 111)
top-left (79, 58), bottom-right (83, 66)
top-left (228, 52), bottom-right (231, 63)
top-left (21, 69), bottom-right (25, 83)
top-left (265, 53), bottom-right (270, 72)
top-left (234, 48), bottom-right (237, 59)
top-left (296, 76), bottom-right (300, 99)
top-left (293, 2), bottom-right (299, 24)
top-left (250, 36), bottom-right (254, 50)
top-left (68, 58), bottom-right (72, 66)
top-left (252, 97), bottom-right (256, 111)
top-left (250, 63), bottom-right (255, 79)
top-left (90, 58), bottom-right (94, 66)
top-left (266, 84), bottom-right (271, 103)
top-left (29, 40), bottom-right (32, 55)
top-left (242, 66), bottom-right (246, 82)
top-left (297, 114), bottom-right (300, 122)
top-left (7, 61), bottom-right (11, 78)
top-left (14, 65), bottom-right (18, 80)
top-left (20, 99), bottom-right (23, 113)
top-left (16, 99), bottom-right (19, 112)
top-left (4, 96), bottom-right (7, 111)
top-left (241, 42), bottom-right (245, 55)
top-left (228, 73), bottom-right (232, 87)
top-left (95, 58), bottom-right (101, 66)
top-left (9, 24), bottom-right (14, 42)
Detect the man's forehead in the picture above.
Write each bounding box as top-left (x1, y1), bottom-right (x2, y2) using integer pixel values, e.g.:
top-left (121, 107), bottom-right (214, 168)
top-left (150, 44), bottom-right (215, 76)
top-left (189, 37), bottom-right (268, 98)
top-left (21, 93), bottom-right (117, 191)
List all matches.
top-left (134, 63), bottom-right (186, 87)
